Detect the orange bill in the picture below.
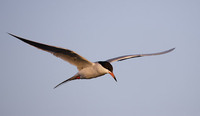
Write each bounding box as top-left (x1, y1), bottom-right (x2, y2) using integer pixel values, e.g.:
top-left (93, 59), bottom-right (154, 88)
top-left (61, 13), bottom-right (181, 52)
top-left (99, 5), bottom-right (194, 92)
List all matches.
top-left (109, 72), bottom-right (117, 82)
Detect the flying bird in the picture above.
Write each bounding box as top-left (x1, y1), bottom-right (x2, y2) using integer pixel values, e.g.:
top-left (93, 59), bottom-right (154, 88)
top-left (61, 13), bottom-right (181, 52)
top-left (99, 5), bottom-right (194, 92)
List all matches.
top-left (8, 33), bottom-right (175, 88)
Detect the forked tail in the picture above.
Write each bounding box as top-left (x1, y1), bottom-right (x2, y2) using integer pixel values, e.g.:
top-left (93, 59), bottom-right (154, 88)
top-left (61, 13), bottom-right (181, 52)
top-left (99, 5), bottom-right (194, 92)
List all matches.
top-left (54, 75), bottom-right (80, 89)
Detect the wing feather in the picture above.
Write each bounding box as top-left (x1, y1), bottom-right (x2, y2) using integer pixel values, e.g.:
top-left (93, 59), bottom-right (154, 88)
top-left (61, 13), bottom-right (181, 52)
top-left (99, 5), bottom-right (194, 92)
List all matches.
top-left (8, 33), bottom-right (93, 70)
top-left (106, 48), bottom-right (175, 63)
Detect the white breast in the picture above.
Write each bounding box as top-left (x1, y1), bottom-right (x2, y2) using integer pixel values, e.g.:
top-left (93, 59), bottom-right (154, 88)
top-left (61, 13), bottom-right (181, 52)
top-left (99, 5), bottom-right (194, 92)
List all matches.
top-left (78, 63), bottom-right (109, 79)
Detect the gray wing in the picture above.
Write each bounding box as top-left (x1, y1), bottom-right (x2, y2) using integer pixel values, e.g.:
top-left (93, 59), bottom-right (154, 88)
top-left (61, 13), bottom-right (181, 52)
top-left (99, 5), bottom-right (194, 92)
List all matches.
top-left (9, 33), bottom-right (94, 70)
top-left (106, 48), bottom-right (175, 63)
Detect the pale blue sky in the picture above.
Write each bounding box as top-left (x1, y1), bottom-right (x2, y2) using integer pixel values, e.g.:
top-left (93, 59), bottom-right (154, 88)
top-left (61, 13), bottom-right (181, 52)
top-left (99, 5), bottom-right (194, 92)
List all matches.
top-left (1, 0), bottom-right (200, 116)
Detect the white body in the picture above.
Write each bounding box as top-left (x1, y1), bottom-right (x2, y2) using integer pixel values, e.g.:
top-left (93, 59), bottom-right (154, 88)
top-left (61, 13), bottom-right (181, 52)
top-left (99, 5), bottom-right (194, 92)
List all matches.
top-left (78, 63), bottom-right (109, 79)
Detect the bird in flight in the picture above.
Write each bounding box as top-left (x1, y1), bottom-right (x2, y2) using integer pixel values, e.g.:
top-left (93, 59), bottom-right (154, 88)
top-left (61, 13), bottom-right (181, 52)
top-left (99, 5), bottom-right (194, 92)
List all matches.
top-left (8, 33), bottom-right (175, 88)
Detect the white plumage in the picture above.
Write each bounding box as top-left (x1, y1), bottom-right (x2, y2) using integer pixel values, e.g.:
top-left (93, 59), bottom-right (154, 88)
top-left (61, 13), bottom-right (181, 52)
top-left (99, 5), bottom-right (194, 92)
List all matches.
top-left (8, 33), bottom-right (175, 88)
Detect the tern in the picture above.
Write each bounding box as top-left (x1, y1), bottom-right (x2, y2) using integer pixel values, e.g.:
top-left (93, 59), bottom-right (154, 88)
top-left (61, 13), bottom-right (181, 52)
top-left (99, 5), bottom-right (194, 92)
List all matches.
top-left (8, 33), bottom-right (175, 88)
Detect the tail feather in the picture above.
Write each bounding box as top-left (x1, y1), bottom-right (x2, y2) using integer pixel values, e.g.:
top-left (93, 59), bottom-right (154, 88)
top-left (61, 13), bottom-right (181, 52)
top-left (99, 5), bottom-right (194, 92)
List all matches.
top-left (54, 75), bottom-right (80, 89)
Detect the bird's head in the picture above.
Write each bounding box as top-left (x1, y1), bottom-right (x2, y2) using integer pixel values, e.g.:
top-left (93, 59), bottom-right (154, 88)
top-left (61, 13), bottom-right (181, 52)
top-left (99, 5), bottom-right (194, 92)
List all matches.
top-left (98, 61), bottom-right (117, 82)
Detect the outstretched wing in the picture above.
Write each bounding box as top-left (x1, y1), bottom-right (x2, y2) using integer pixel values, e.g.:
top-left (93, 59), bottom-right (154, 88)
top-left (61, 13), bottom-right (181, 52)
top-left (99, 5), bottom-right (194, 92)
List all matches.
top-left (9, 33), bottom-right (94, 70)
top-left (106, 48), bottom-right (175, 63)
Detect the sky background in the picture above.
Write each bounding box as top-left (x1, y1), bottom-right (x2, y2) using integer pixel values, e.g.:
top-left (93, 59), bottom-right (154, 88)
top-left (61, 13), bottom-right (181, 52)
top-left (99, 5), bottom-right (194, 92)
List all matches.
top-left (1, 0), bottom-right (200, 116)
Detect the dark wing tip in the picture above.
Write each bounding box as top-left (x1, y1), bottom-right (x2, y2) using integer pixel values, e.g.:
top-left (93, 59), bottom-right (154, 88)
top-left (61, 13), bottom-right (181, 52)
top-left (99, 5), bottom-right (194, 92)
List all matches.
top-left (8, 33), bottom-right (59, 53)
top-left (161, 47), bottom-right (175, 55)
top-left (168, 47), bottom-right (175, 52)
top-left (8, 33), bottom-right (28, 42)
top-left (8, 33), bottom-right (16, 37)
top-left (8, 33), bottom-right (20, 38)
